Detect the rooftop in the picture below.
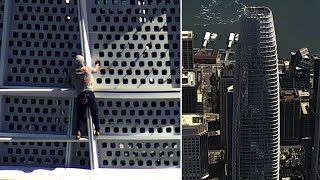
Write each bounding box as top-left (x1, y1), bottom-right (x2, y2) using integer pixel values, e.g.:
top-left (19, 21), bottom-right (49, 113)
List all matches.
top-left (182, 114), bottom-right (208, 135)
top-left (220, 51), bottom-right (235, 61)
top-left (194, 49), bottom-right (219, 63)
top-left (298, 47), bottom-right (309, 57)
top-left (182, 71), bottom-right (195, 87)
top-left (182, 31), bottom-right (193, 39)
top-left (298, 90), bottom-right (309, 98)
top-left (301, 102), bottom-right (309, 115)
top-left (312, 54), bottom-right (320, 59)
top-left (182, 114), bottom-right (203, 126)
top-left (227, 85), bottom-right (233, 92)
top-left (205, 113), bottom-right (219, 122)
top-left (208, 150), bottom-right (224, 164)
top-left (197, 89), bottom-right (203, 103)
top-left (280, 89), bottom-right (299, 101)
top-left (244, 6), bottom-right (271, 17)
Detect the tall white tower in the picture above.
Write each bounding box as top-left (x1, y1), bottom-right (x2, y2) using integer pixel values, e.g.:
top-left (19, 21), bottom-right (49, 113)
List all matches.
top-left (232, 6), bottom-right (280, 180)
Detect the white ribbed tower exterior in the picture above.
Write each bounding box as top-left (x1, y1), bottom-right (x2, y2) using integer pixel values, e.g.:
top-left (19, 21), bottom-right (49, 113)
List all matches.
top-left (232, 7), bottom-right (280, 179)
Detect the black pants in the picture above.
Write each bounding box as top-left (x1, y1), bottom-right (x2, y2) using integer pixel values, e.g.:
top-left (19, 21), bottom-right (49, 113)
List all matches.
top-left (77, 91), bottom-right (100, 132)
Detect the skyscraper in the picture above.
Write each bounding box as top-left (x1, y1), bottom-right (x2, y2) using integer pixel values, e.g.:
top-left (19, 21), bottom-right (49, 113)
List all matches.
top-left (182, 114), bottom-right (209, 180)
top-left (280, 89), bottom-right (301, 144)
top-left (232, 7), bottom-right (280, 179)
top-left (182, 71), bottom-right (197, 113)
top-left (311, 54), bottom-right (320, 179)
top-left (182, 31), bottom-right (194, 71)
top-left (219, 62), bottom-right (234, 149)
top-left (226, 85), bottom-right (234, 179)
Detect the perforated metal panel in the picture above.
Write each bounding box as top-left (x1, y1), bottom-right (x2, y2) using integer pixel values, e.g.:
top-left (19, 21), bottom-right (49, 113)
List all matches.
top-left (86, 0), bottom-right (180, 90)
top-left (0, 0), bottom-right (181, 171)
top-left (70, 142), bottom-right (90, 169)
top-left (0, 141), bottom-right (66, 167)
top-left (98, 139), bottom-right (180, 168)
top-left (0, 0), bottom-right (4, 57)
top-left (97, 98), bottom-right (180, 135)
top-left (4, 0), bottom-right (81, 87)
top-left (1, 96), bottom-right (70, 135)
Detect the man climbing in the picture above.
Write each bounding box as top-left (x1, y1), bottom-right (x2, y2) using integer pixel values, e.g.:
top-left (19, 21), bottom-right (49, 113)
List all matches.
top-left (64, 55), bottom-right (100, 139)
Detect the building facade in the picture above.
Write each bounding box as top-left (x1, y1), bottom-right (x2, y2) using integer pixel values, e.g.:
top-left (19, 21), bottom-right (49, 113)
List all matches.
top-left (311, 54), bottom-right (320, 179)
top-left (226, 85), bottom-right (234, 179)
top-left (182, 114), bottom-right (209, 180)
top-left (219, 63), bottom-right (234, 148)
top-left (182, 31), bottom-right (194, 71)
top-left (182, 71), bottom-right (197, 113)
top-left (280, 89), bottom-right (301, 144)
top-left (0, 0), bottom-right (181, 178)
top-left (232, 7), bottom-right (280, 179)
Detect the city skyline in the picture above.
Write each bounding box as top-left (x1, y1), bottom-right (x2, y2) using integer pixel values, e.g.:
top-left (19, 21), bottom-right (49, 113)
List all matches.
top-left (182, 3), bottom-right (317, 180)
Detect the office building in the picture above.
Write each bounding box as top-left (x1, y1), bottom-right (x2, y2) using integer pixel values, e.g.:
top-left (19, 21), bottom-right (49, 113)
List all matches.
top-left (289, 48), bottom-right (311, 90)
top-left (226, 85), bottom-right (234, 179)
top-left (194, 48), bottom-right (220, 64)
top-left (311, 54), bottom-right (320, 179)
top-left (182, 114), bottom-right (209, 180)
top-left (207, 113), bottom-right (221, 150)
top-left (197, 64), bottom-right (219, 114)
top-left (298, 90), bottom-right (311, 138)
top-left (182, 31), bottom-right (194, 70)
top-left (279, 145), bottom-right (304, 179)
top-left (278, 59), bottom-right (291, 88)
top-left (208, 150), bottom-right (225, 179)
top-left (311, 55), bottom-right (320, 98)
top-left (197, 89), bottom-right (204, 114)
top-left (219, 63), bottom-right (234, 148)
top-left (182, 71), bottom-right (197, 113)
top-left (302, 137), bottom-right (312, 179)
top-left (280, 89), bottom-right (301, 144)
top-left (310, 55), bottom-right (320, 137)
top-left (232, 7), bottom-right (280, 179)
